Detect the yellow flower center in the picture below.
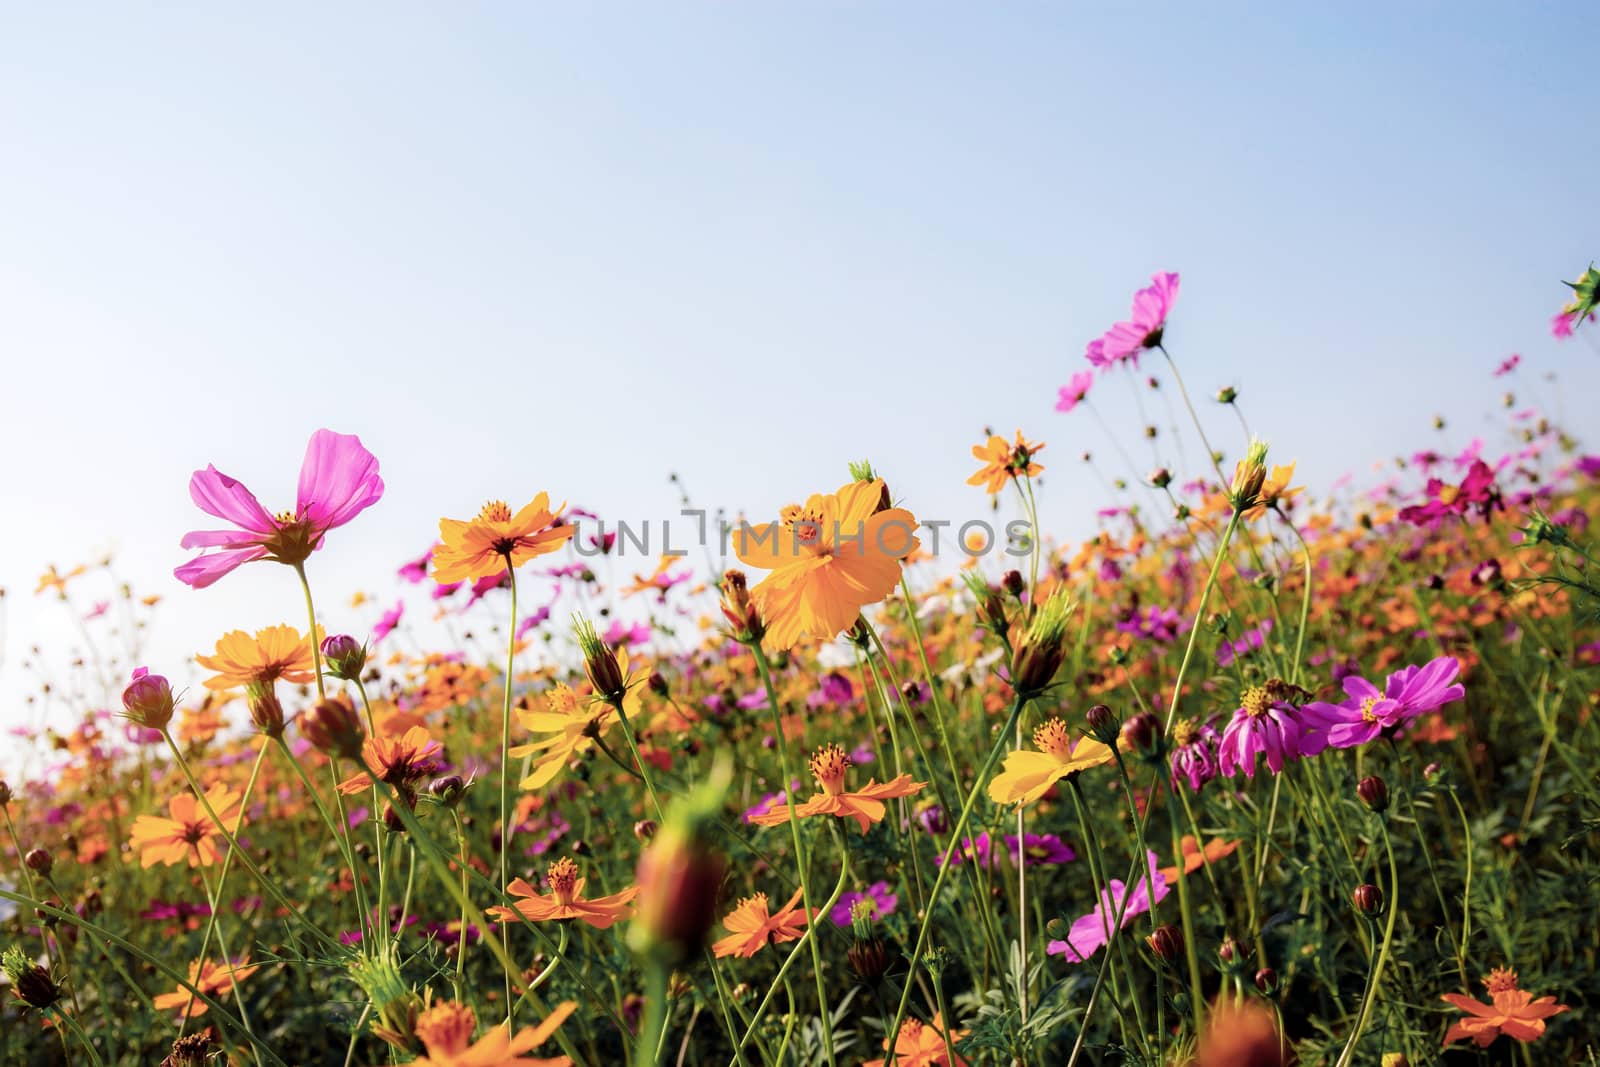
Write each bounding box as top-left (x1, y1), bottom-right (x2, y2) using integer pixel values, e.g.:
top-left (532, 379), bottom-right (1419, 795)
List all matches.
top-left (809, 744), bottom-right (851, 794)
top-left (1241, 686), bottom-right (1272, 718)
top-left (1484, 967), bottom-right (1519, 995)
top-left (479, 500), bottom-right (513, 523)
top-left (546, 857), bottom-right (580, 904)
top-left (1171, 719), bottom-right (1198, 747)
top-left (1360, 695), bottom-right (1382, 724)
top-left (1032, 719), bottom-right (1074, 760)
top-left (273, 509), bottom-right (298, 525)
top-left (1437, 485), bottom-right (1460, 505)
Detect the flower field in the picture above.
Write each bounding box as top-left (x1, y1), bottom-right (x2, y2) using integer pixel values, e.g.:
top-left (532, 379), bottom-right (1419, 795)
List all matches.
top-left (4, 268), bottom-right (1599, 1066)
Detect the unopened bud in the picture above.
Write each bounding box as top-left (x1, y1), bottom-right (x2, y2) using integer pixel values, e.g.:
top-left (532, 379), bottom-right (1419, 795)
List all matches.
top-left (648, 672), bottom-right (670, 698)
top-left (1229, 437), bottom-right (1270, 511)
top-left (1001, 570), bottom-right (1025, 597)
top-left (1146, 924), bottom-right (1183, 963)
top-left (24, 848), bottom-right (52, 876)
top-left (718, 570), bottom-right (766, 644)
top-left (1356, 775), bottom-right (1388, 813)
top-left (574, 617), bottom-right (628, 703)
top-left (1010, 587), bottom-right (1076, 697)
top-left (299, 698), bottom-right (365, 760)
top-left (634, 820), bottom-right (658, 842)
top-left (246, 681), bottom-right (285, 738)
top-left (428, 775), bottom-right (467, 807)
top-left (320, 634), bottom-right (367, 682)
top-left (1254, 967), bottom-right (1278, 994)
top-left (1149, 467), bottom-right (1173, 489)
top-left (0, 781), bottom-right (12, 807)
top-left (848, 935), bottom-right (894, 982)
top-left (1352, 883), bottom-right (1384, 916)
top-left (1120, 711), bottom-right (1162, 755)
top-left (121, 667), bottom-right (175, 731)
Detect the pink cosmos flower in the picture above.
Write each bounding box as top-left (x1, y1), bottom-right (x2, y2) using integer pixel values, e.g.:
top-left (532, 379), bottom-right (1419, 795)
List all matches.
top-left (1048, 851), bottom-right (1168, 962)
top-left (1218, 685), bottom-right (1304, 778)
top-left (372, 601), bottom-right (404, 644)
top-left (1398, 460), bottom-right (1503, 526)
top-left (175, 430), bottom-right (383, 588)
top-left (1493, 354), bottom-right (1520, 377)
top-left (1086, 272), bottom-right (1180, 370)
top-left (1055, 371), bottom-right (1093, 413)
top-left (1299, 656), bottom-right (1464, 753)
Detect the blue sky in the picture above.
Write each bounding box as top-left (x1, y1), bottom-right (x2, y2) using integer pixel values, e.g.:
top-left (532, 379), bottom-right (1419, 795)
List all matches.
top-left (2, 4), bottom-right (1596, 748)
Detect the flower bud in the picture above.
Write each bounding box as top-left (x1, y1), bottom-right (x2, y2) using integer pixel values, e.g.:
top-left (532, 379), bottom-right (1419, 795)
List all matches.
top-left (1254, 967), bottom-right (1278, 994)
top-left (718, 570), bottom-right (766, 644)
top-left (1085, 703), bottom-right (1114, 732)
top-left (634, 820), bottom-right (657, 843)
top-left (1001, 570), bottom-right (1025, 597)
top-left (121, 666), bottom-right (174, 732)
top-left (1356, 774), bottom-right (1388, 813)
top-left (631, 824), bottom-right (726, 966)
top-left (647, 672), bottom-right (670, 698)
top-left (574, 617), bottom-right (628, 703)
top-left (1009, 587), bottom-right (1076, 698)
top-left (1219, 937), bottom-right (1241, 965)
top-left (2, 947), bottom-right (59, 1010)
top-left (1146, 923), bottom-right (1184, 963)
top-left (1045, 917), bottom-right (1069, 940)
top-left (0, 780), bottom-right (11, 807)
top-left (245, 681), bottom-right (285, 738)
top-left (847, 935), bottom-right (893, 982)
top-left (1229, 437), bottom-right (1270, 512)
top-left (1216, 385), bottom-right (1238, 404)
top-left (24, 848), bottom-right (52, 876)
top-left (1380, 1054), bottom-right (1410, 1067)
top-left (428, 775), bottom-right (467, 807)
top-left (1148, 467), bottom-right (1173, 490)
top-left (320, 634), bottom-right (367, 682)
top-left (299, 698), bottom-right (365, 761)
top-left (1352, 883), bottom-right (1384, 916)
top-left (1120, 711), bottom-right (1162, 756)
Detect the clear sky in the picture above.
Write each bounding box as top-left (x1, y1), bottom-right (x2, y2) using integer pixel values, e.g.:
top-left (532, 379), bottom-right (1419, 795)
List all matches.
top-left (2, 4), bottom-right (1596, 750)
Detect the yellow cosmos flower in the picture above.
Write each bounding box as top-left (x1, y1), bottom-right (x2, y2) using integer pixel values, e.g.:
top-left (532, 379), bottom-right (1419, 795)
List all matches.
top-left (151, 955), bottom-right (260, 1019)
top-left (509, 685), bottom-right (616, 791)
top-left (732, 479), bottom-right (919, 650)
top-left (195, 624), bottom-right (317, 691)
top-left (1240, 462), bottom-right (1302, 521)
top-left (432, 495), bottom-right (575, 584)
top-left (987, 719), bottom-right (1115, 808)
top-left (128, 784), bottom-right (245, 868)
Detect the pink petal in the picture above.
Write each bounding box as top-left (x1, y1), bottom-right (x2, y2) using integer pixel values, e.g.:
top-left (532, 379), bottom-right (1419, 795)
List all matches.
top-left (174, 545), bottom-right (270, 589)
top-left (296, 429), bottom-right (384, 532)
top-left (188, 465), bottom-right (276, 533)
top-left (180, 528), bottom-right (269, 550)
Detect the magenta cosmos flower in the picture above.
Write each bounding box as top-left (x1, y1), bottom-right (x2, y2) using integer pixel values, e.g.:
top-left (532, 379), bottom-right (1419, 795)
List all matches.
top-left (1086, 272), bottom-right (1180, 370)
top-left (1047, 850), bottom-right (1168, 963)
top-left (175, 430), bottom-right (384, 588)
top-left (1299, 656), bottom-right (1464, 753)
top-left (1055, 370), bottom-right (1093, 413)
top-left (1217, 682), bottom-right (1304, 778)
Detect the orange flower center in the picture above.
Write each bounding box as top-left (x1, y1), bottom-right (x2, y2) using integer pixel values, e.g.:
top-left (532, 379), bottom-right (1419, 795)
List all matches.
top-left (546, 857), bottom-right (580, 904)
top-left (415, 1001), bottom-right (477, 1055)
top-left (809, 744), bottom-right (850, 794)
top-left (1241, 686), bottom-right (1272, 718)
top-left (479, 500), bottom-right (513, 523)
top-left (784, 508), bottom-right (830, 556)
top-left (1483, 967), bottom-right (1520, 995)
top-left (1032, 719), bottom-right (1074, 760)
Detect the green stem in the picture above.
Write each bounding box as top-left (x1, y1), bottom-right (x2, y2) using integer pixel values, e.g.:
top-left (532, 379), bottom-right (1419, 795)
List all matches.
top-left (1165, 510), bottom-right (1242, 731)
top-left (1333, 824), bottom-right (1401, 1067)
top-left (499, 559), bottom-right (519, 1022)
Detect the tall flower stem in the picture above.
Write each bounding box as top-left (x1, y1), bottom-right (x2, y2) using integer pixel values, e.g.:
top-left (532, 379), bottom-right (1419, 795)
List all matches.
top-left (1333, 824), bottom-right (1401, 1067)
top-left (896, 575), bottom-right (962, 788)
top-left (608, 695), bottom-right (666, 823)
top-left (197, 864), bottom-right (265, 1067)
top-left (497, 559), bottom-right (519, 1021)
top-left (366, 774), bottom-right (587, 1067)
top-left (633, 957), bottom-right (671, 1067)
top-left (749, 641), bottom-right (836, 1067)
top-left (271, 737), bottom-right (374, 946)
top-left (160, 733), bottom-right (343, 954)
top-left (178, 742), bottom-right (269, 1031)
top-left (888, 694), bottom-right (1027, 1061)
top-left (1165, 785), bottom-right (1206, 1035)
top-left (292, 563), bottom-right (326, 700)
top-left (1165, 510), bottom-right (1242, 731)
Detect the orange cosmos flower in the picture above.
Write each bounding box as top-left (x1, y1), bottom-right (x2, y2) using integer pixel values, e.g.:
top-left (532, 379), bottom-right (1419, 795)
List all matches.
top-left (732, 479), bottom-right (919, 650)
top-left (337, 725), bottom-right (443, 794)
top-left (863, 1013), bottom-right (970, 1067)
top-left (987, 719), bottom-right (1115, 808)
top-left (432, 496), bottom-right (575, 584)
top-left (486, 857), bottom-right (639, 930)
top-left (411, 999), bottom-right (575, 1067)
top-left (712, 888), bottom-right (811, 959)
top-left (509, 685), bottom-right (615, 791)
top-left (1196, 995), bottom-right (1287, 1066)
top-left (1442, 968), bottom-right (1570, 1048)
top-left (967, 431), bottom-right (1044, 495)
top-left (195, 625), bottom-right (316, 691)
top-left (151, 955), bottom-right (260, 1018)
top-left (749, 744), bottom-right (926, 833)
top-left (128, 784), bottom-right (245, 868)
top-left (1158, 834), bottom-right (1240, 882)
